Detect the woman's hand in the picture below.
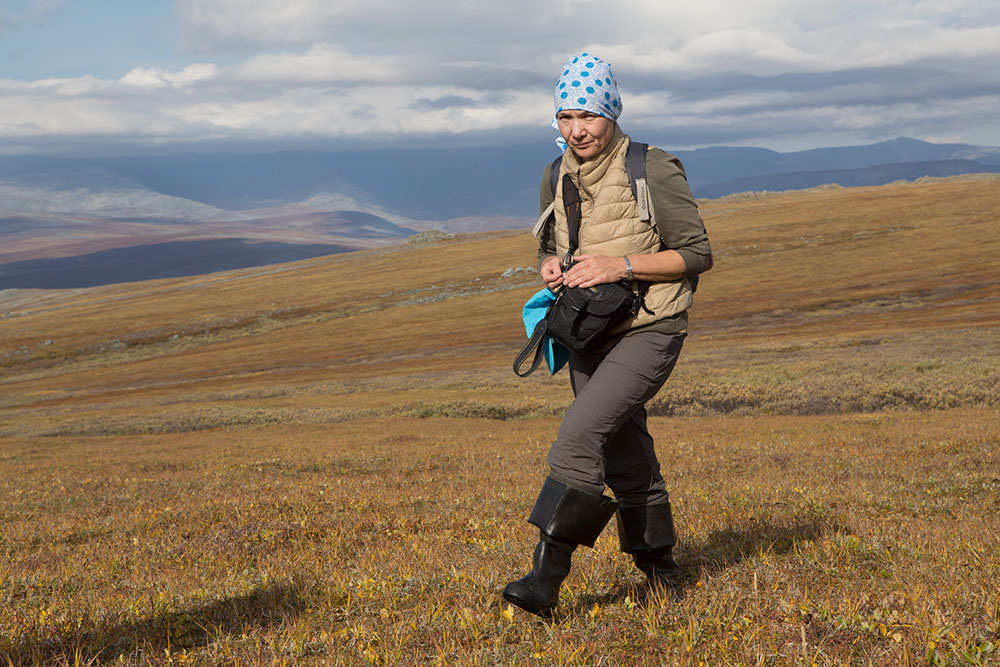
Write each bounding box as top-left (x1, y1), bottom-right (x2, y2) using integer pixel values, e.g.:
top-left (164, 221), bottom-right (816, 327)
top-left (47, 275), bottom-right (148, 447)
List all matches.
top-left (563, 254), bottom-right (628, 288)
top-left (539, 255), bottom-right (564, 291)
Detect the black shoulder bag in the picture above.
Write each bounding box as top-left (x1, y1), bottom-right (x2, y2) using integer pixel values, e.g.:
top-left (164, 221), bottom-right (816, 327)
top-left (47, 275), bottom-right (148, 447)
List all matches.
top-left (513, 175), bottom-right (651, 377)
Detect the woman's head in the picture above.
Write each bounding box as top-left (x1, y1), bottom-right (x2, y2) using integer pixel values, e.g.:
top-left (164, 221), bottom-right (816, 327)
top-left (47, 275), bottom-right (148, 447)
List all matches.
top-left (553, 52), bottom-right (622, 160)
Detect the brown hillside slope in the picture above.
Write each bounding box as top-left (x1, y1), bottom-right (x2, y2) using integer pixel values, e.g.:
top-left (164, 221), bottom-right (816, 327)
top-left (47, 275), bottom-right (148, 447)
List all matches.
top-left (2, 177), bottom-right (998, 437)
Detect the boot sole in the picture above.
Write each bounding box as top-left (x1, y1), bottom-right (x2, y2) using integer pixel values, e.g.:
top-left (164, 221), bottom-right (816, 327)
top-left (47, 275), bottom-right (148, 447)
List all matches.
top-left (502, 584), bottom-right (556, 617)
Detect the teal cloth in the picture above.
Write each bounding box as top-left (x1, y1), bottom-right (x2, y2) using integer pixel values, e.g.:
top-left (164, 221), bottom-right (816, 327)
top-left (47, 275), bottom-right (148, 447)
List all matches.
top-left (522, 288), bottom-right (570, 375)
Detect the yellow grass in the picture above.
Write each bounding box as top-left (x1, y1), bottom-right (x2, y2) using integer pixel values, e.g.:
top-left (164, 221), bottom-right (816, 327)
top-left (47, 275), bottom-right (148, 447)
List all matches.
top-left (1, 177), bottom-right (999, 665)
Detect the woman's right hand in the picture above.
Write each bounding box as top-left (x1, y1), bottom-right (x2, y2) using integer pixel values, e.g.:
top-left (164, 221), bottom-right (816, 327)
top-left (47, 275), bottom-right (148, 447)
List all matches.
top-left (539, 255), bottom-right (564, 291)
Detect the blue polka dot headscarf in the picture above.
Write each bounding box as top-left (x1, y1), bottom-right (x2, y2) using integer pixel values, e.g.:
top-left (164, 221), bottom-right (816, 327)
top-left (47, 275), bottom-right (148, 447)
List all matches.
top-left (554, 52), bottom-right (622, 122)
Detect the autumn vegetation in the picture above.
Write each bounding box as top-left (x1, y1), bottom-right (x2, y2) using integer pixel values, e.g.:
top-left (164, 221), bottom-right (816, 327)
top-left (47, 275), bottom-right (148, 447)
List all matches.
top-left (1, 176), bottom-right (999, 665)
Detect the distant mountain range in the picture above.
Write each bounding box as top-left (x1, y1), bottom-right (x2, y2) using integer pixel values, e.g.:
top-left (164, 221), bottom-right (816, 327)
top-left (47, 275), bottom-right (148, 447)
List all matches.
top-left (0, 164), bottom-right (247, 222)
top-left (674, 137), bottom-right (1000, 198)
top-left (694, 158), bottom-right (1000, 199)
top-left (2, 136), bottom-right (998, 288)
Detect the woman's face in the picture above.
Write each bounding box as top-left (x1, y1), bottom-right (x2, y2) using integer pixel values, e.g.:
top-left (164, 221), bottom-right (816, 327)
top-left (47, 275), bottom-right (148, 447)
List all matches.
top-left (556, 109), bottom-right (616, 161)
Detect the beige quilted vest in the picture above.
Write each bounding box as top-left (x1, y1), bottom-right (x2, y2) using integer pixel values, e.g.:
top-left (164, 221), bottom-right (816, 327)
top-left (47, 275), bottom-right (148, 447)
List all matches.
top-left (554, 130), bottom-right (693, 332)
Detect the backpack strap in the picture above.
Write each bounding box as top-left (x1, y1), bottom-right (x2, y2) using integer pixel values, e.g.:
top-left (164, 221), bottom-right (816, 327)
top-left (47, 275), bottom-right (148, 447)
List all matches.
top-left (549, 154), bottom-right (562, 197)
top-left (628, 141), bottom-right (687, 298)
top-left (532, 154), bottom-right (565, 238)
top-left (626, 141), bottom-right (651, 222)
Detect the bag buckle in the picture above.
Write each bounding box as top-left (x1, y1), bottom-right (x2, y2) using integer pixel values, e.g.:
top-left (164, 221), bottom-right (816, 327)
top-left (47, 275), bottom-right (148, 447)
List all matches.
top-left (561, 250), bottom-right (575, 272)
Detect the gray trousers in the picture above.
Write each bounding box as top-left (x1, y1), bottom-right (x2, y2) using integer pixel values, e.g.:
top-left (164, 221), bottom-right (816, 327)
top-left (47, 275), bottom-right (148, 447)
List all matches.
top-left (546, 330), bottom-right (685, 507)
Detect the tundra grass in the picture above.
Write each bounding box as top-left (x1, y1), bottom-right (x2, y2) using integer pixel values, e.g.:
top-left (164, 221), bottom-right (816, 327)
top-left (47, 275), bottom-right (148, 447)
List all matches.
top-left (1, 412), bottom-right (999, 666)
top-left (1, 178), bottom-right (999, 665)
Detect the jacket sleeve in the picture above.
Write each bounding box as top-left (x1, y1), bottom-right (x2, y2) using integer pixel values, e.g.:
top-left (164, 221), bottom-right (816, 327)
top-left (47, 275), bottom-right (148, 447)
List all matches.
top-left (646, 147), bottom-right (713, 276)
top-left (537, 161), bottom-right (558, 269)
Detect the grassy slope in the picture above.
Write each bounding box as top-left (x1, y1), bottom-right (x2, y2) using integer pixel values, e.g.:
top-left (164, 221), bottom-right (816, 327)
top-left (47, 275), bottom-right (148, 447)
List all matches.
top-left (2, 177), bottom-right (998, 433)
top-left (1, 178), bottom-right (999, 665)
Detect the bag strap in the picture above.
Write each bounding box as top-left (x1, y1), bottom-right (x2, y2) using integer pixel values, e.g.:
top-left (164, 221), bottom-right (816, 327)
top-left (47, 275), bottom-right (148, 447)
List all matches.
top-left (561, 174), bottom-right (582, 269)
top-left (512, 319), bottom-right (549, 377)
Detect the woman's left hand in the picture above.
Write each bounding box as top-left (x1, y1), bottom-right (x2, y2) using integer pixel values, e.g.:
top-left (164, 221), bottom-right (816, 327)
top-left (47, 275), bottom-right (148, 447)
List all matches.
top-left (563, 254), bottom-right (628, 288)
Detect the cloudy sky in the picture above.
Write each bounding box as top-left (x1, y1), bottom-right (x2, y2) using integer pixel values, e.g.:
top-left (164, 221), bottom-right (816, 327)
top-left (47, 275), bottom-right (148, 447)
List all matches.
top-left (2, 0), bottom-right (999, 155)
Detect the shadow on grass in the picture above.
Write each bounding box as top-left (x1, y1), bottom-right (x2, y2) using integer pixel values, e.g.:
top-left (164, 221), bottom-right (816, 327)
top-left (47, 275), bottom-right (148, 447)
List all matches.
top-left (2, 580), bottom-right (307, 666)
top-left (688, 513), bottom-right (844, 573)
top-left (567, 513), bottom-right (844, 616)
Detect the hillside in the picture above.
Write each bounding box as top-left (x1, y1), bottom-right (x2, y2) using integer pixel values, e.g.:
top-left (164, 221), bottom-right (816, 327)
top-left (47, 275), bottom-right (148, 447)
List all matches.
top-left (2, 175), bottom-right (998, 436)
top-left (2, 178), bottom-right (999, 665)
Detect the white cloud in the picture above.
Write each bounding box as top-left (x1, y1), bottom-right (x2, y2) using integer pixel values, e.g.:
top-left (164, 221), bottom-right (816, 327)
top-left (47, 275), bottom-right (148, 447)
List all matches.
top-left (175, 0), bottom-right (356, 50)
top-left (0, 66), bottom-right (550, 145)
top-left (121, 64), bottom-right (219, 89)
top-left (172, 0), bottom-right (1000, 69)
top-left (227, 45), bottom-right (399, 85)
top-left (3, 0), bottom-right (1000, 151)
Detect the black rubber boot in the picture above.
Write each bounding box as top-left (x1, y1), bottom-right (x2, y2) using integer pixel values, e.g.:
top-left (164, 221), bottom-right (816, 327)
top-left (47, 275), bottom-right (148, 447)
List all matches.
top-left (501, 531), bottom-right (575, 615)
top-left (617, 501), bottom-right (684, 601)
top-left (503, 477), bottom-right (619, 616)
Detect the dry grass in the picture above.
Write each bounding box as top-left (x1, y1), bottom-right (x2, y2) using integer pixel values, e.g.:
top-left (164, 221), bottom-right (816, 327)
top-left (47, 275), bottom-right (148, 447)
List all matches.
top-left (2, 177), bottom-right (1000, 665)
top-left (2, 414), bottom-right (998, 665)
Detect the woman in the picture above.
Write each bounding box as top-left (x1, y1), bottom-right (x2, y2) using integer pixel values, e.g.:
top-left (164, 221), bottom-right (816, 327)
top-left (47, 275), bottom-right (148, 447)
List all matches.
top-left (503, 52), bottom-right (713, 616)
